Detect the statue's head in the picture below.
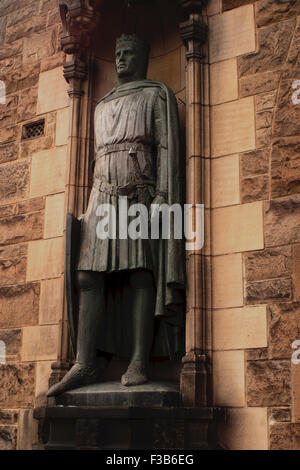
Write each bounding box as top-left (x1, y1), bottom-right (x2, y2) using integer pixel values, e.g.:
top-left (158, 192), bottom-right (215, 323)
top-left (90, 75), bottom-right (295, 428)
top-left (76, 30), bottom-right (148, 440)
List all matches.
top-left (115, 34), bottom-right (150, 82)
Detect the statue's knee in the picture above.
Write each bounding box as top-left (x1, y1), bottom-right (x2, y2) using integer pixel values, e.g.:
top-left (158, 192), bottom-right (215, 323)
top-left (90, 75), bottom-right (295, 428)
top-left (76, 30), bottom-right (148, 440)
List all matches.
top-left (129, 270), bottom-right (154, 289)
top-left (76, 271), bottom-right (103, 291)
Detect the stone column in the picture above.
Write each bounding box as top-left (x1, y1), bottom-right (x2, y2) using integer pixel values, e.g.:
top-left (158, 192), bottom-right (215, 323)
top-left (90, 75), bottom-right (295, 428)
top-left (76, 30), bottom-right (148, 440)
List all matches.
top-left (49, 0), bottom-right (99, 387)
top-left (179, 0), bottom-right (209, 407)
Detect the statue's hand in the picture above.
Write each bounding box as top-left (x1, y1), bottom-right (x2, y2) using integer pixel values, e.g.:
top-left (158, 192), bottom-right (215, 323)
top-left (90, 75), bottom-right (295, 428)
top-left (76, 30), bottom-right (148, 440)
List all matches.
top-left (78, 213), bottom-right (85, 222)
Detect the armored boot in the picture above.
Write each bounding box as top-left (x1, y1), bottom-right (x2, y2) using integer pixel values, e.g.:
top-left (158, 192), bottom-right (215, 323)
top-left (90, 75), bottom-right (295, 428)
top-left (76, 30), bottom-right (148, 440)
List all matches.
top-left (47, 271), bottom-right (107, 397)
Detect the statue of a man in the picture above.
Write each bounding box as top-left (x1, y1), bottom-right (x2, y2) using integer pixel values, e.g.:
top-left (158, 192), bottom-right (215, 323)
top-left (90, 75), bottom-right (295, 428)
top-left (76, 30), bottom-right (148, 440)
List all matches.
top-left (48, 34), bottom-right (184, 397)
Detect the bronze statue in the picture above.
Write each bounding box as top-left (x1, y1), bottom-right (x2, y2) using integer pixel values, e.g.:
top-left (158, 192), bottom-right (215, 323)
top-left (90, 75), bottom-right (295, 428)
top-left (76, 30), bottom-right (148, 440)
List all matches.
top-left (48, 34), bottom-right (184, 397)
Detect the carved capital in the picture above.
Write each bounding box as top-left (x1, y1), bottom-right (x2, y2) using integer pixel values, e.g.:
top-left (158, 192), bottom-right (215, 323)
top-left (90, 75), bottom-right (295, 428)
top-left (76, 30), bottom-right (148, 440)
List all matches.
top-left (180, 17), bottom-right (208, 60)
top-left (63, 55), bottom-right (88, 97)
top-left (59, 0), bottom-right (100, 56)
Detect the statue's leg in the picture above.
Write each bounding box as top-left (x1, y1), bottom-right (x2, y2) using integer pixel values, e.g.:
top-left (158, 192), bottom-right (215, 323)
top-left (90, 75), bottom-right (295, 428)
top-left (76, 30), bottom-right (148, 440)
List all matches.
top-left (121, 269), bottom-right (155, 386)
top-left (47, 270), bottom-right (107, 396)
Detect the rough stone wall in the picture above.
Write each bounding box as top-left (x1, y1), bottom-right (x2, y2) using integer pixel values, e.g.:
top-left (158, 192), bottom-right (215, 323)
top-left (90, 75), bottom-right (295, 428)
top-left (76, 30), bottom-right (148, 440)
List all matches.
top-left (0, 0), bottom-right (69, 449)
top-left (208, 0), bottom-right (300, 450)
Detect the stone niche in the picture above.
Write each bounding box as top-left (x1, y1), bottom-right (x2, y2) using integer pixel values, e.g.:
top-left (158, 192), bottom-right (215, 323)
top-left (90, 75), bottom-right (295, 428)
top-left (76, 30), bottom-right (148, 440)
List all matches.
top-left (90, 0), bottom-right (186, 383)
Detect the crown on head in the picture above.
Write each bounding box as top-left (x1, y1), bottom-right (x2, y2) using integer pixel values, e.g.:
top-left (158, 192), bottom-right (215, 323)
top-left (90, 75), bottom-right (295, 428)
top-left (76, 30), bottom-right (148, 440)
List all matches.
top-left (116, 34), bottom-right (150, 55)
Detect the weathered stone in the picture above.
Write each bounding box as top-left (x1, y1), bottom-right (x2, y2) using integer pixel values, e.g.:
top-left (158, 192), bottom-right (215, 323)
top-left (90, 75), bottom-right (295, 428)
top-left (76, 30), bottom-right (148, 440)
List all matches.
top-left (0, 17), bottom-right (6, 46)
top-left (239, 20), bottom-right (295, 77)
top-left (0, 205), bottom-right (16, 219)
top-left (283, 16), bottom-right (300, 79)
top-left (256, 110), bottom-right (273, 130)
top-left (0, 55), bottom-right (22, 77)
top-left (0, 364), bottom-right (35, 407)
top-left (0, 143), bottom-right (18, 164)
top-left (240, 71), bottom-right (280, 98)
top-left (265, 195), bottom-right (300, 247)
top-left (0, 126), bottom-right (18, 145)
top-left (0, 110), bottom-right (14, 129)
top-left (0, 244), bottom-right (26, 260)
top-left (0, 213), bottom-right (43, 246)
top-left (16, 87), bottom-right (38, 122)
top-left (247, 360), bottom-right (291, 406)
top-left (0, 283), bottom-right (40, 328)
top-left (6, 3), bottom-right (36, 27)
top-left (270, 423), bottom-right (300, 450)
top-left (222, 0), bottom-right (252, 11)
top-left (269, 302), bottom-right (300, 359)
top-left (0, 0), bottom-right (20, 16)
top-left (256, 91), bottom-right (277, 112)
top-left (0, 426), bottom-right (17, 450)
top-left (270, 408), bottom-right (292, 423)
top-left (271, 137), bottom-right (300, 198)
top-left (40, 52), bottom-right (65, 73)
top-left (0, 161), bottom-right (30, 205)
top-left (246, 348), bottom-right (268, 361)
top-left (273, 80), bottom-right (300, 138)
top-left (244, 247), bottom-right (293, 282)
top-left (47, 9), bottom-right (61, 27)
top-left (257, 127), bottom-right (272, 148)
top-left (255, 0), bottom-right (300, 27)
top-left (0, 410), bottom-right (18, 425)
top-left (4, 94), bottom-right (18, 111)
top-left (40, 0), bottom-right (58, 13)
top-left (19, 135), bottom-right (53, 159)
top-left (241, 175), bottom-right (269, 203)
top-left (241, 148), bottom-right (269, 177)
top-left (17, 198), bottom-right (45, 215)
top-left (0, 40), bottom-right (22, 61)
top-left (0, 255), bottom-right (26, 287)
top-left (246, 278), bottom-right (292, 304)
top-left (5, 62), bottom-right (40, 94)
top-left (23, 29), bottom-right (56, 65)
top-left (0, 329), bottom-right (21, 358)
top-left (6, 16), bottom-right (47, 44)
top-left (293, 244), bottom-right (300, 301)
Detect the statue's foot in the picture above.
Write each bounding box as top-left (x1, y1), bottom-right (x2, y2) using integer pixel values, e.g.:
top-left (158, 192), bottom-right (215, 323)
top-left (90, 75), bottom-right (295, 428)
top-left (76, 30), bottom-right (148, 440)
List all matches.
top-left (121, 360), bottom-right (148, 386)
top-left (47, 363), bottom-right (102, 397)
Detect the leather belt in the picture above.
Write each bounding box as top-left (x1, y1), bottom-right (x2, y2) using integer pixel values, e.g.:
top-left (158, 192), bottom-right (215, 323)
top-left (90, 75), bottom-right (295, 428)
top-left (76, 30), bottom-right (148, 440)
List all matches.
top-left (95, 143), bottom-right (152, 160)
top-left (93, 177), bottom-right (155, 199)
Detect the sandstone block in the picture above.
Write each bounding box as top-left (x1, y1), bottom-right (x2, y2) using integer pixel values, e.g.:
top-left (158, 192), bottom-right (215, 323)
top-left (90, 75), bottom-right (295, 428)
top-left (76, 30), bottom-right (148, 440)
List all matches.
top-left (241, 148), bottom-right (269, 177)
top-left (212, 305), bottom-right (267, 350)
top-left (39, 277), bottom-right (63, 325)
top-left (271, 137), bottom-right (300, 198)
top-left (270, 408), bottom-right (292, 423)
top-left (26, 238), bottom-right (64, 281)
top-left (0, 254), bottom-right (26, 287)
top-left (212, 254), bottom-right (243, 308)
top-left (210, 59), bottom-right (238, 105)
top-left (17, 198), bottom-right (45, 215)
top-left (292, 363), bottom-right (300, 422)
top-left (222, 0), bottom-right (252, 11)
top-left (30, 147), bottom-right (67, 198)
top-left (20, 135), bottom-right (53, 160)
top-left (21, 325), bottom-right (59, 362)
top-left (217, 407), bottom-right (268, 450)
top-left (211, 154), bottom-right (240, 208)
top-left (0, 410), bottom-right (18, 425)
top-left (0, 126), bottom-right (18, 145)
top-left (0, 204), bottom-right (16, 219)
top-left (207, 0), bottom-right (221, 16)
top-left (0, 329), bottom-right (21, 360)
top-left (241, 175), bottom-right (269, 203)
top-left (0, 212), bottom-right (43, 246)
top-left (44, 193), bottom-right (65, 239)
top-left (255, 0), bottom-right (300, 28)
top-left (37, 67), bottom-right (69, 114)
top-left (246, 278), bottom-right (292, 304)
top-left (6, 15), bottom-right (47, 44)
top-left (35, 361), bottom-right (52, 406)
top-left (283, 17), bottom-right (300, 79)
top-left (239, 20), bottom-right (295, 77)
top-left (0, 40), bottom-right (22, 61)
top-left (0, 142), bottom-right (18, 164)
top-left (55, 107), bottom-right (70, 146)
top-left (16, 87), bottom-right (38, 122)
top-left (247, 360), bottom-right (291, 406)
top-left (23, 29), bottom-right (56, 65)
top-left (240, 71), bottom-right (281, 98)
top-left (212, 202), bottom-right (264, 255)
top-left (256, 91), bottom-right (277, 112)
top-left (245, 247), bottom-right (293, 282)
top-left (0, 161), bottom-right (30, 205)
top-left (0, 283), bottom-right (40, 328)
top-left (213, 350), bottom-right (245, 406)
top-left (209, 5), bottom-right (256, 63)
top-left (293, 245), bottom-right (300, 300)
top-left (0, 364), bottom-right (35, 407)
top-left (0, 16), bottom-right (6, 46)
top-left (269, 302), bottom-right (300, 359)
top-left (264, 195), bottom-right (300, 247)
top-left (270, 423), bottom-right (300, 450)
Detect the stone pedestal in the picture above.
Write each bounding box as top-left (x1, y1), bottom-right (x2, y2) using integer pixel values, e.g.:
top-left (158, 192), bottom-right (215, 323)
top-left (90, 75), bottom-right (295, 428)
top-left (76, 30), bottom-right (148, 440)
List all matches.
top-left (34, 381), bottom-right (224, 450)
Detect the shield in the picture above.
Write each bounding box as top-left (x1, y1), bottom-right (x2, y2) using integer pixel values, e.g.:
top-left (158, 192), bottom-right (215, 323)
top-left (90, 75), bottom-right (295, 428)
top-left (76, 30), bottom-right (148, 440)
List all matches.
top-left (65, 212), bottom-right (82, 356)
